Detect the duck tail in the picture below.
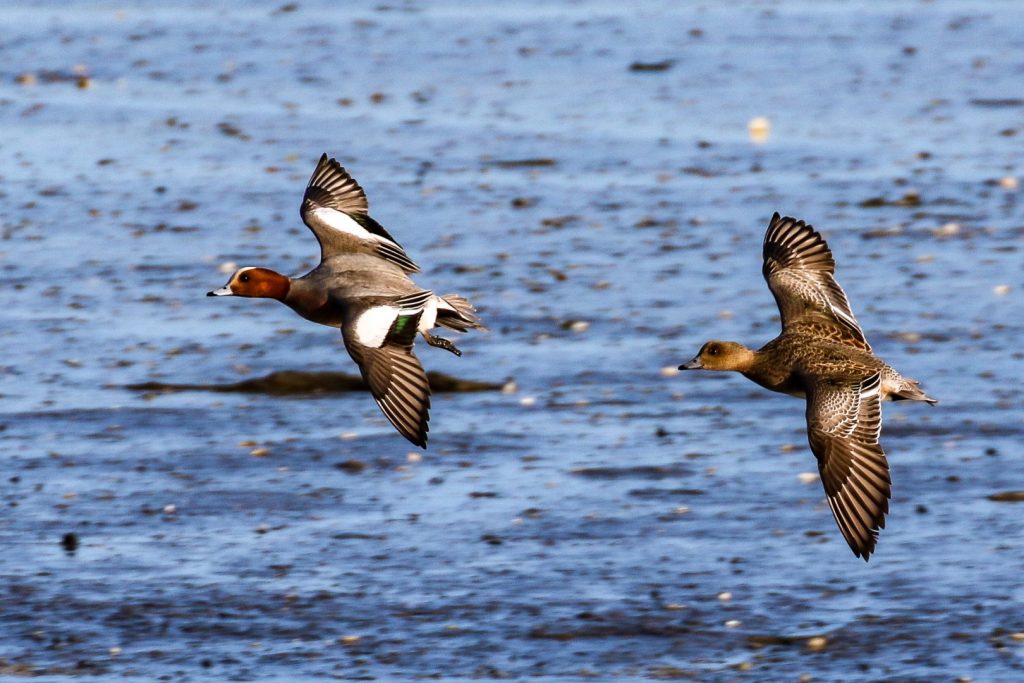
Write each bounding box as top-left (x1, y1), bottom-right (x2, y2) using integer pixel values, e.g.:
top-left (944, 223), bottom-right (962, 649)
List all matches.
top-left (435, 294), bottom-right (486, 333)
top-left (892, 379), bottom-right (938, 406)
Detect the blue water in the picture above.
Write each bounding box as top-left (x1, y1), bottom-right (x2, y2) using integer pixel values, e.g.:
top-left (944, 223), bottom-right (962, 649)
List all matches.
top-left (2, 1), bottom-right (1023, 679)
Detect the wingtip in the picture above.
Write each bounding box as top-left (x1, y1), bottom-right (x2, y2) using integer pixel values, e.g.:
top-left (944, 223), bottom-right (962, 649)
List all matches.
top-left (767, 211), bottom-right (810, 231)
top-left (408, 422), bottom-right (429, 449)
top-left (850, 538), bottom-right (876, 562)
top-left (401, 430), bottom-right (428, 448)
top-left (390, 417), bottom-right (430, 449)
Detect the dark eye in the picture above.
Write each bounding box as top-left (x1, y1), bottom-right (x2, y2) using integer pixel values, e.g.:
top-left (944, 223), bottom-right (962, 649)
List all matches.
top-left (708, 346), bottom-right (719, 356)
top-left (240, 273), bottom-right (250, 283)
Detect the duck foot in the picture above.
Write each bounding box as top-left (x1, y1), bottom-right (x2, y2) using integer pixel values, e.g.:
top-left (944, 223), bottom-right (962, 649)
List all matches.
top-left (423, 332), bottom-right (462, 357)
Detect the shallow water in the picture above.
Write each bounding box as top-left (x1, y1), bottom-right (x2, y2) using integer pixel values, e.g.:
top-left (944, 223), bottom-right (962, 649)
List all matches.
top-left (2, 1), bottom-right (1023, 680)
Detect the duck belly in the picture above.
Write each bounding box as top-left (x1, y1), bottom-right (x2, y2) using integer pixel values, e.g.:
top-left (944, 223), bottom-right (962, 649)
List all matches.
top-left (745, 371), bottom-right (806, 399)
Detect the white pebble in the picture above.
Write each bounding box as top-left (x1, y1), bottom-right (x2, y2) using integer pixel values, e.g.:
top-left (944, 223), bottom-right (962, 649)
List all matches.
top-left (569, 320), bottom-right (590, 333)
top-left (797, 472), bottom-right (819, 484)
top-left (717, 591), bottom-right (732, 602)
top-left (339, 432), bottom-right (358, 441)
top-left (218, 261), bottom-right (237, 274)
top-left (724, 619), bottom-right (742, 628)
top-left (807, 636), bottom-right (828, 651)
top-left (994, 284), bottom-right (1011, 296)
top-left (999, 176), bottom-right (1018, 190)
top-left (660, 366), bottom-right (680, 377)
top-left (748, 116), bottom-right (771, 144)
top-left (519, 396), bottom-right (537, 407)
top-left (407, 452), bottom-right (422, 463)
top-left (162, 504), bottom-right (177, 514)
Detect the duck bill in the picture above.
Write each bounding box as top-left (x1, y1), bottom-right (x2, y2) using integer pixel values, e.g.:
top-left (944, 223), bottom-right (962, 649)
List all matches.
top-left (678, 357), bottom-right (703, 370)
top-left (207, 286), bottom-right (233, 297)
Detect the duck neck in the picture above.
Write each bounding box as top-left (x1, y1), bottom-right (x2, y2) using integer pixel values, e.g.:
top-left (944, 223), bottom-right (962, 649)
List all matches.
top-left (259, 270), bottom-right (291, 301)
top-left (281, 278), bottom-right (341, 326)
top-left (731, 346), bottom-right (758, 374)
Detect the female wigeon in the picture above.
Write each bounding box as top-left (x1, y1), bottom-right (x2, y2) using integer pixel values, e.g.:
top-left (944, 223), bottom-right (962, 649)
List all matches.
top-left (209, 154), bottom-right (482, 448)
top-left (679, 213), bottom-right (936, 560)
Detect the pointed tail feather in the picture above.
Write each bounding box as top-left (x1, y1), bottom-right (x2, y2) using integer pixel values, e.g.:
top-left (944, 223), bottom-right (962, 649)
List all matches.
top-left (892, 379), bottom-right (938, 405)
top-left (435, 294), bottom-right (485, 332)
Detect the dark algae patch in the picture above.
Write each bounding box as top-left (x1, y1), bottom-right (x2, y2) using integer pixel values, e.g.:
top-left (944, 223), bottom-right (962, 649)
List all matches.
top-left (628, 59), bottom-right (675, 72)
top-left (570, 464), bottom-right (692, 480)
top-left (987, 491), bottom-right (1024, 502)
top-left (484, 158), bottom-right (558, 168)
top-left (124, 370), bottom-right (502, 395)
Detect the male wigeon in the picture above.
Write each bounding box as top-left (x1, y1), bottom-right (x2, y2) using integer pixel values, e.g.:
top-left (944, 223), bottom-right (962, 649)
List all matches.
top-left (209, 154), bottom-right (483, 447)
top-left (679, 213), bottom-right (936, 560)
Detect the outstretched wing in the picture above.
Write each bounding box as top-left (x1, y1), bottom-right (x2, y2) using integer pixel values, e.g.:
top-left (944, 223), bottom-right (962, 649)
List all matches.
top-left (300, 154), bottom-right (420, 273)
top-left (339, 291), bottom-right (433, 447)
top-left (806, 373), bottom-right (890, 560)
top-left (762, 213), bottom-right (870, 351)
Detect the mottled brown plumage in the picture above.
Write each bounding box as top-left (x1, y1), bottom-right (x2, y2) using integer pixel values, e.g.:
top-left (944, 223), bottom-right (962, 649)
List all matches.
top-left (680, 213), bottom-right (936, 560)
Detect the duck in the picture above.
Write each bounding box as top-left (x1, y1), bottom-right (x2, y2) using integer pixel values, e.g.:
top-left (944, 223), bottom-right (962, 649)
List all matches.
top-left (209, 153), bottom-right (483, 448)
top-left (679, 213), bottom-right (936, 560)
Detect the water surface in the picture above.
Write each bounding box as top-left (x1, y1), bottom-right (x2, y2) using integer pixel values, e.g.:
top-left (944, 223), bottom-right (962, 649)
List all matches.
top-left (2, 1), bottom-right (1023, 679)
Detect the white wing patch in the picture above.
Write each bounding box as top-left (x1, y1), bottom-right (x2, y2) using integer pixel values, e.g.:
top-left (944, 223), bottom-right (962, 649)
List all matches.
top-left (354, 306), bottom-right (398, 348)
top-left (310, 207), bottom-right (384, 243)
top-left (417, 297), bottom-right (439, 333)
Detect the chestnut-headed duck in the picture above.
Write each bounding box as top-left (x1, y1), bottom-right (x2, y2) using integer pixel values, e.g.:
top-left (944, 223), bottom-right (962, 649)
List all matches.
top-left (679, 213), bottom-right (936, 561)
top-left (209, 154), bottom-right (483, 448)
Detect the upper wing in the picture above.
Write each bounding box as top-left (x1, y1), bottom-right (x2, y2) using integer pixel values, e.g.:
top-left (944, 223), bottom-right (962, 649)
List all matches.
top-left (340, 292), bottom-right (433, 447)
top-left (762, 213), bottom-right (870, 351)
top-left (806, 373), bottom-right (890, 560)
top-left (300, 154), bottom-right (420, 273)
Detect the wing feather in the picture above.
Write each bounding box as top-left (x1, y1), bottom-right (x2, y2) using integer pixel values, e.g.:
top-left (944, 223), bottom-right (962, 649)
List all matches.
top-left (763, 213), bottom-right (870, 350)
top-left (806, 373), bottom-right (890, 560)
top-left (300, 154), bottom-right (420, 273)
top-left (341, 300), bottom-right (431, 447)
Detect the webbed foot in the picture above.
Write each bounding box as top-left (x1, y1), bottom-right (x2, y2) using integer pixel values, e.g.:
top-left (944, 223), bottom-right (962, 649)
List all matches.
top-left (424, 332), bottom-right (462, 356)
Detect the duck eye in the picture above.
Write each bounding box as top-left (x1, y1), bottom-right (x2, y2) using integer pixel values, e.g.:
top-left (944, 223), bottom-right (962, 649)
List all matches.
top-left (240, 273), bottom-right (250, 283)
top-left (708, 346), bottom-right (719, 356)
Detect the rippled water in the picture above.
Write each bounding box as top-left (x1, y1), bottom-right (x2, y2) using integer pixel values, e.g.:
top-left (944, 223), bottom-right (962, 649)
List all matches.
top-left (2, 1), bottom-right (1023, 679)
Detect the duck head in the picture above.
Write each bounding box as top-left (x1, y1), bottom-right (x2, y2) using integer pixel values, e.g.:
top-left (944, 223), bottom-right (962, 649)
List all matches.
top-left (208, 267), bottom-right (290, 300)
top-left (679, 340), bottom-right (755, 372)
